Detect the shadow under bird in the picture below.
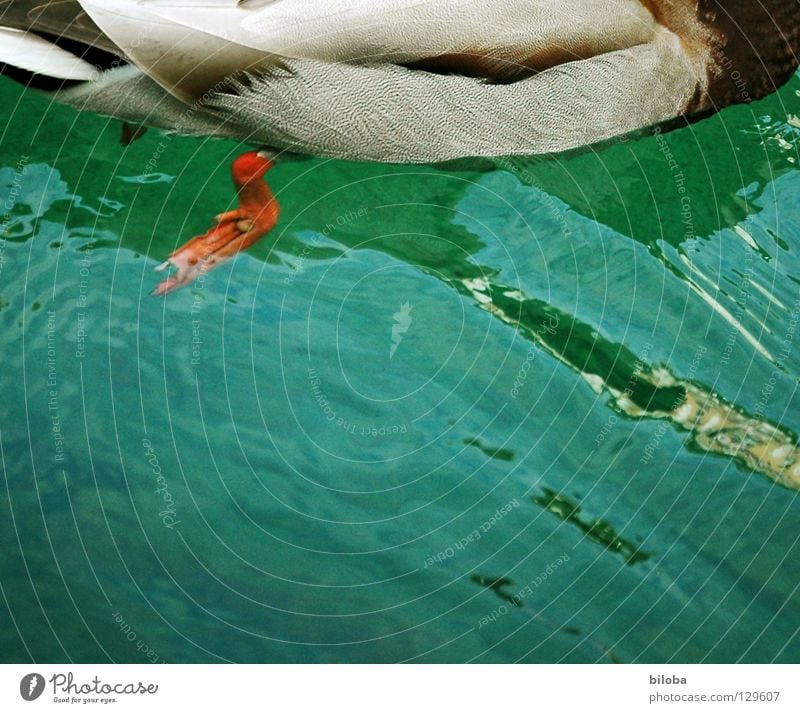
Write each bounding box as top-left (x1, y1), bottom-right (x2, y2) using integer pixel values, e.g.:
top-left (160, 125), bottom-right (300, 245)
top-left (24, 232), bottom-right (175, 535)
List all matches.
top-left (0, 0), bottom-right (798, 293)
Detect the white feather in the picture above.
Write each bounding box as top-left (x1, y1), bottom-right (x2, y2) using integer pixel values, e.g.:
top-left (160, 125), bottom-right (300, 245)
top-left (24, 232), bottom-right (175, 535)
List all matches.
top-left (207, 28), bottom-right (702, 162)
top-left (153, 0), bottom-right (657, 62)
top-left (69, 0), bottom-right (709, 161)
top-left (78, 0), bottom-right (660, 98)
top-left (76, 0), bottom-right (276, 101)
top-left (0, 27), bottom-right (97, 81)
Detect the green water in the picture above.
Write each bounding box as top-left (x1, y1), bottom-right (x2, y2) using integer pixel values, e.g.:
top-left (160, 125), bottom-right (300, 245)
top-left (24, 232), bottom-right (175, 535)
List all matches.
top-left (1, 73), bottom-right (799, 663)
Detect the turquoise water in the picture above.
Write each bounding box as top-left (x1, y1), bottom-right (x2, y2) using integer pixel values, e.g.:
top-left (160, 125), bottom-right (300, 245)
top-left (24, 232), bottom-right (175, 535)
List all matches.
top-left (1, 73), bottom-right (799, 663)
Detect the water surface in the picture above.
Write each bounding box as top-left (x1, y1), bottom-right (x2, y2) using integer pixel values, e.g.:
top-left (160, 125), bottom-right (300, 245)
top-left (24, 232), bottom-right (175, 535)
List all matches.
top-left (1, 73), bottom-right (799, 663)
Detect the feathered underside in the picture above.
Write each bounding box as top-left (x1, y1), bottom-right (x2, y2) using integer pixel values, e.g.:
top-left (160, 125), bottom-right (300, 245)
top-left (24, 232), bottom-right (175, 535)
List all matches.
top-left (0, 1), bottom-right (798, 162)
top-left (205, 36), bottom-right (701, 163)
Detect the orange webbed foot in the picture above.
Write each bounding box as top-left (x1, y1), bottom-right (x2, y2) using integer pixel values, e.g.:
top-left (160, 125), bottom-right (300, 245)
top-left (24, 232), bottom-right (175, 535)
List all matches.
top-left (153, 150), bottom-right (280, 296)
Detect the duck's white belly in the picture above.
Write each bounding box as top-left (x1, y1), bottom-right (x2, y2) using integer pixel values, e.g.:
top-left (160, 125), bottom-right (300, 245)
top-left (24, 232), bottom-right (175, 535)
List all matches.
top-left (72, 0), bottom-right (710, 161)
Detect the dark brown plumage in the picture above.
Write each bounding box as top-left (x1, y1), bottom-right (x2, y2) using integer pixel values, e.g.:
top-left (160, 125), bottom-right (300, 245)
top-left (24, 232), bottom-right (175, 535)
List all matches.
top-left (700, 0), bottom-right (800, 108)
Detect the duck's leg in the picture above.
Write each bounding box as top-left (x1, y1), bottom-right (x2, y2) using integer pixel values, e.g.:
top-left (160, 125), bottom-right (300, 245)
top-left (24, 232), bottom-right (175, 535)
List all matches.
top-left (153, 150), bottom-right (279, 296)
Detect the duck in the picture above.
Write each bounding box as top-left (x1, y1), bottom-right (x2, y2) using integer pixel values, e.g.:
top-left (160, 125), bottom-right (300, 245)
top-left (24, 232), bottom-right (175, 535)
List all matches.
top-left (0, 0), bottom-right (798, 294)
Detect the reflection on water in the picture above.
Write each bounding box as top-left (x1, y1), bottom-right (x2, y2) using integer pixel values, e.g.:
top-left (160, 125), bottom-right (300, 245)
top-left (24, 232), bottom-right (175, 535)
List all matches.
top-left (463, 437), bottom-right (516, 462)
top-left (470, 574), bottom-right (520, 606)
top-left (460, 273), bottom-right (800, 490)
